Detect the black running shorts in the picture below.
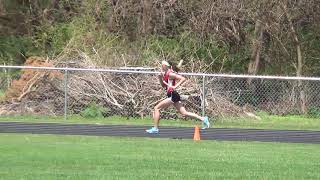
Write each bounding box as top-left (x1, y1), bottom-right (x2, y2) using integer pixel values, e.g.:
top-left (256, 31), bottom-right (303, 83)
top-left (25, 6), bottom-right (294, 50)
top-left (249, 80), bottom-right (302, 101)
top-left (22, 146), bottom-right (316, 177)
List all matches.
top-left (167, 91), bottom-right (181, 103)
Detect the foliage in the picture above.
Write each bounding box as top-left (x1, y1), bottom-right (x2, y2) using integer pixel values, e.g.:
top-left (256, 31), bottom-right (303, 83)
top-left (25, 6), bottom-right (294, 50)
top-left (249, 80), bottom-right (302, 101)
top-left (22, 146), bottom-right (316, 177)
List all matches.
top-left (308, 107), bottom-right (320, 118)
top-left (80, 102), bottom-right (109, 118)
top-left (0, 0), bottom-right (320, 76)
top-left (0, 36), bottom-right (36, 65)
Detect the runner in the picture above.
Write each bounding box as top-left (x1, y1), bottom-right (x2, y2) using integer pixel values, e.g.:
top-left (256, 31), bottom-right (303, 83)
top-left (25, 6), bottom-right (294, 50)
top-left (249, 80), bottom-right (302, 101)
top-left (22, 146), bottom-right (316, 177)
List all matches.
top-left (146, 60), bottom-right (210, 134)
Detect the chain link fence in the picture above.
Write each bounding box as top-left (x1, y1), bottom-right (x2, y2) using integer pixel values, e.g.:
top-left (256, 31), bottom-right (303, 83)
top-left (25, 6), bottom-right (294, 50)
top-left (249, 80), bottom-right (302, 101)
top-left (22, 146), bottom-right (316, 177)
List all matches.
top-left (1, 66), bottom-right (320, 120)
top-left (204, 77), bottom-right (320, 116)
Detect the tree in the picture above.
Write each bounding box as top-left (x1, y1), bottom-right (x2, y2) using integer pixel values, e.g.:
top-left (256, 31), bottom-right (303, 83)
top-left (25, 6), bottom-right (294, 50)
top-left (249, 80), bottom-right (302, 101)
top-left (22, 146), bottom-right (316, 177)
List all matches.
top-left (0, 0), bottom-right (5, 15)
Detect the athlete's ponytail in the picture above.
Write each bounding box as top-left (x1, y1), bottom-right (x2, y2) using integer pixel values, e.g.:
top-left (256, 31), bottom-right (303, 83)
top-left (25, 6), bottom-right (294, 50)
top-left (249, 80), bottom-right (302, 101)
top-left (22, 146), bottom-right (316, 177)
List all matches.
top-left (167, 60), bottom-right (183, 72)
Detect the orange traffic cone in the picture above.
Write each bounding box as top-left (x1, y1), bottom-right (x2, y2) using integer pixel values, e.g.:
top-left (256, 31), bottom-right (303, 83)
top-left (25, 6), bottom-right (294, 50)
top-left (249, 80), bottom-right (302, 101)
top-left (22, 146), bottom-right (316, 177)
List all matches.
top-left (193, 126), bottom-right (201, 141)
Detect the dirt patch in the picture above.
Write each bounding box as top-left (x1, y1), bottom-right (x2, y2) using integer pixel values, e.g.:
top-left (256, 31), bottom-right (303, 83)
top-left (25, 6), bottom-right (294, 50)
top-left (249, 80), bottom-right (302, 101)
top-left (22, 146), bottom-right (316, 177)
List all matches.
top-left (0, 56), bottom-right (64, 115)
top-left (4, 56), bottom-right (63, 101)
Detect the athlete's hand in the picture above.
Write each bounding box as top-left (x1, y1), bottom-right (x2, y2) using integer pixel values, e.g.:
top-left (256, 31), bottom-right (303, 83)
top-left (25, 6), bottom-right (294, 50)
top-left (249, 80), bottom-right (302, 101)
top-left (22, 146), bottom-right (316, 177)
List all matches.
top-left (162, 80), bottom-right (169, 86)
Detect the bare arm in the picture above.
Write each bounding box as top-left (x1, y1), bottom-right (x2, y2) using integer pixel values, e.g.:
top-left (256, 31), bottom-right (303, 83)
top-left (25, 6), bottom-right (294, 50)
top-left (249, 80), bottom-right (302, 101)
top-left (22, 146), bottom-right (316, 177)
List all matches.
top-left (169, 73), bottom-right (186, 89)
top-left (158, 73), bottom-right (166, 88)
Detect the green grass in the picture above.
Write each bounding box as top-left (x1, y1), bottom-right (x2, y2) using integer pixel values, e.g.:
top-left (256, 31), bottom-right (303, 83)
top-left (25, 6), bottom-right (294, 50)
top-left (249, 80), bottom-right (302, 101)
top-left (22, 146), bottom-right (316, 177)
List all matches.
top-left (0, 113), bottom-right (319, 130)
top-left (0, 134), bottom-right (319, 180)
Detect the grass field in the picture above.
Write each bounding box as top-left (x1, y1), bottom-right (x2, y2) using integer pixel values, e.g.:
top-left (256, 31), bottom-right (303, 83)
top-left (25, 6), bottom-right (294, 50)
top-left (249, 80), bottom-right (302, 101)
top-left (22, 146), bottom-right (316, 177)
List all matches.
top-left (0, 134), bottom-right (319, 180)
top-left (0, 112), bottom-right (319, 130)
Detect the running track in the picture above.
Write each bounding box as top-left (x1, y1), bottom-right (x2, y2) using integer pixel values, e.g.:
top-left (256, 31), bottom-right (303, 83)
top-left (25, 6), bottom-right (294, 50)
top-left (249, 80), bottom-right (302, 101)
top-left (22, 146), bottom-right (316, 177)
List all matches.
top-left (0, 122), bottom-right (320, 144)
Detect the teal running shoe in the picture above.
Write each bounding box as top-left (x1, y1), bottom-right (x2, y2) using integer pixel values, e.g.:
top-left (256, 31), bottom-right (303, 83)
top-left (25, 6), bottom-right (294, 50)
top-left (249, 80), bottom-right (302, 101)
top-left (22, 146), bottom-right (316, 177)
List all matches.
top-left (202, 116), bottom-right (210, 129)
top-left (146, 127), bottom-right (159, 134)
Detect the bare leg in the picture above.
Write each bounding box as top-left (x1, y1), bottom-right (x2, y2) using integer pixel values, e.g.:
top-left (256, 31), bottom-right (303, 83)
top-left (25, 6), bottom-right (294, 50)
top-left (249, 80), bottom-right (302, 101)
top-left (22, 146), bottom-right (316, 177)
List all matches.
top-left (173, 102), bottom-right (204, 121)
top-left (153, 98), bottom-right (173, 128)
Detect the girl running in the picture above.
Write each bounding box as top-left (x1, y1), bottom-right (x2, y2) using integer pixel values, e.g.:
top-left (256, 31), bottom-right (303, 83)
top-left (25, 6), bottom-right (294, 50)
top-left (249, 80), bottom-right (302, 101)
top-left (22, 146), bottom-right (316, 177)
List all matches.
top-left (146, 60), bottom-right (210, 134)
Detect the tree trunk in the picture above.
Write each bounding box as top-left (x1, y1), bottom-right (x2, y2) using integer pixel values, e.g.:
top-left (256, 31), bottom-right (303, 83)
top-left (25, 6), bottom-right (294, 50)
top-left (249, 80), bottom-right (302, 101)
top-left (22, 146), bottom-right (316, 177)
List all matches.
top-left (141, 0), bottom-right (152, 35)
top-left (282, 3), bottom-right (307, 114)
top-left (247, 20), bottom-right (264, 84)
top-left (51, 0), bottom-right (60, 9)
top-left (107, 0), bottom-right (118, 32)
top-left (0, 0), bottom-right (5, 15)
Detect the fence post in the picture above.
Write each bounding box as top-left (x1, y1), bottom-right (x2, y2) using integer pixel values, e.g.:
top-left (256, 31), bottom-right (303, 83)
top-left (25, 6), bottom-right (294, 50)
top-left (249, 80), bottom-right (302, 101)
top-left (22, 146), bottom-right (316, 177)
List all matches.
top-left (64, 69), bottom-right (68, 120)
top-left (202, 75), bottom-right (206, 116)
